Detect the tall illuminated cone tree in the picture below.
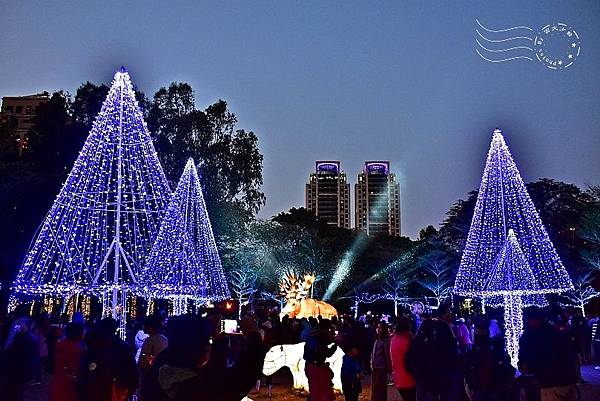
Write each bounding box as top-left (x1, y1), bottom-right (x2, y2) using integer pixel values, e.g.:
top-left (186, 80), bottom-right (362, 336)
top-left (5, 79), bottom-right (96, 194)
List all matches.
top-left (12, 68), bottom-right (172, 330)
top-left (454, 129), bottom-right (572, 366)
top-left (138, 158), bottom-right (230, 314)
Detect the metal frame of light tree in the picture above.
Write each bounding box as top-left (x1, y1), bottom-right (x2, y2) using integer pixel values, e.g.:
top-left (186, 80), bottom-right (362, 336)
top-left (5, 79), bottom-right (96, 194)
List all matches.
top-left (11, 68), bottom-right (172, 335)
top-left (453, 128), bottom-right (572, 367)
top-left (137, 158), bottom-right (230, 314)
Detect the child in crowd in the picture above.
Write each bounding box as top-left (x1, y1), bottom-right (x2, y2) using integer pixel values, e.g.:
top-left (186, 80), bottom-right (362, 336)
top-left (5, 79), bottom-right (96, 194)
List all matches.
top-left (341, 345), bottom-right (362, 401)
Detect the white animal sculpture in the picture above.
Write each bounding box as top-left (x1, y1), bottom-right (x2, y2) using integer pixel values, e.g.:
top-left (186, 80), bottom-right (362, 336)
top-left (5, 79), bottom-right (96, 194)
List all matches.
top-left (262, 342), bottom-right (344, 393)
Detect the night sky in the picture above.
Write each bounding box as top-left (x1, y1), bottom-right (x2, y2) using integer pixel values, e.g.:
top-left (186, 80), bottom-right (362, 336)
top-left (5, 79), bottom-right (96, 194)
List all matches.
top-left (1, 1), bottom-right (599, 238)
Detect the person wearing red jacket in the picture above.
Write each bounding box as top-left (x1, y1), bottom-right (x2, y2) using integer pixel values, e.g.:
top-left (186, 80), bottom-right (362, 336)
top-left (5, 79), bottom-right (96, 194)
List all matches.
top-left (49, 323), bottom-right (84, 401)
top-left (390, 319), bottom-right (416, 401)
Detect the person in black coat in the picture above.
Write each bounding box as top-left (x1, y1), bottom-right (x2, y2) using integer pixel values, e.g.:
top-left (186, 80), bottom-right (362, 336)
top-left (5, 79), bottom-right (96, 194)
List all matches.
top-left (464, 317), bottom-right (514, 401)
top-left (140, 314), bottom-right (265, 401)
top-left (518, 307), bottom-right (579, 401)
top-left (79, 318), bottom-right (139, 401)
top-left (406, 305), bottom-right (461, 401)
top-left (2, 317), bottom-right (37, 401)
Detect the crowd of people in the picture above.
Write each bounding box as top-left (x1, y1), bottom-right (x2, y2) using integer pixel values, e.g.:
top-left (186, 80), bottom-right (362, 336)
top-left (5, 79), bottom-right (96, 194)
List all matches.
top-left (0, 302), bottom-right (599, 401)
top-left (302, 304), bottom-right (598, 401)
top-left (0, 308), bottom-right (265, 401)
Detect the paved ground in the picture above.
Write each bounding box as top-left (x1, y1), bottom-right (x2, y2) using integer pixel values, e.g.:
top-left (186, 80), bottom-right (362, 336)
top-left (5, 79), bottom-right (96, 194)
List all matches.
top-left (578, 365), bottom-right (600, 401)
top-left (21, 365), bottom-right (600, 401)
top-left (245, 365), bottom-right (600, 401)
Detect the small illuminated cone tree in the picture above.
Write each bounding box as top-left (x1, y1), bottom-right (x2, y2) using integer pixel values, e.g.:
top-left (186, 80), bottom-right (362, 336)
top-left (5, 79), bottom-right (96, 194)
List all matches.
top-left (12, 68), bottom-right (172, 334)
top-left (485, 229), bottom-right (547, 366)
top-left (454, 129), bottom-right (572, 367)
top-left (138, 158), bottom-right (230, 313)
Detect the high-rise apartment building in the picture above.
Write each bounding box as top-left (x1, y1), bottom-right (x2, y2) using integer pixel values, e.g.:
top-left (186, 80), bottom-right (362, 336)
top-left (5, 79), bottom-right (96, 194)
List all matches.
top-left (306, 161), bottom-right (351, 228)
top-left (355, 161), bottom-right (401, 236)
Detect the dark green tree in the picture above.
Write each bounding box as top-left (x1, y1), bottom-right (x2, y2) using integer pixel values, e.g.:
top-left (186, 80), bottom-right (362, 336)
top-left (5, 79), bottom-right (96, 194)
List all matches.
top-left (527, 179), bottom-right (594, 269)
top-left (439, 190), bottom-right (478, 254)
top-left (147, 83), bottom-right (265, 234)
top-left (72, 82), bottom-right (109, 130)
top-left (273, 207), bottom-right (321, 229)
top-left (579, 186), bottom-right (600, 271)
top-left (440, 179), bottom-right (595, 274)
top-left (26, 91), bottom-right (84, 178)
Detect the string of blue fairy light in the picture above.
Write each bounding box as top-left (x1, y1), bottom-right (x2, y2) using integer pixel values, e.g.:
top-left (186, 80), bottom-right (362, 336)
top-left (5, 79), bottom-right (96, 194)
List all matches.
top-left (13, 68), bottom-right (172, 299)
top-left (453, 128), bottom-right (573, 367)
top-left (137, 158), bottom-right (230, 307)
top-left (454, 129), bottom-right (572, 297)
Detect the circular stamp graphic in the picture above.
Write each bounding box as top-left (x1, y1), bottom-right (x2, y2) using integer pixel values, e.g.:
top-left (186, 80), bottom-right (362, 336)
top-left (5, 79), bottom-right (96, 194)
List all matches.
top-left (533, 23), bottom-right (580, 70)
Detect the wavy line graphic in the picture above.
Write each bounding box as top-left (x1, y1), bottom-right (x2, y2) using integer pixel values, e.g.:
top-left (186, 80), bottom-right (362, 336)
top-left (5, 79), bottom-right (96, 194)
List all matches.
top-left (475, 49), bottom-right (533, 63)
top-left (474, 19), bottom-right (535, 64)
top-left (476, 39), bottom-right (533, 53)
top-left (475, 30), bottom-right (532, 43)
top-left (475, 19), bottom-right (533, 33)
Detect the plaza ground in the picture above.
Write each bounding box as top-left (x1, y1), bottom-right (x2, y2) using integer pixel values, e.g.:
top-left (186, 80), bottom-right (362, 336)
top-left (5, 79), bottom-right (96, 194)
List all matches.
top-left (21, 365), bottom-right (600, 401)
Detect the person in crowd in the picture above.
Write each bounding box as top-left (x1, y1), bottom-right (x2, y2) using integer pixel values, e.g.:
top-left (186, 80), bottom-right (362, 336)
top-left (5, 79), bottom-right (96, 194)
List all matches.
top-left (140, 314), bottom-right (265, 401)
top-left (406, 319), bottom-right (438, 401)
top-left (282, 314), bottom-right (303, 344)
top-left (362, 318), bottom-right (375, 374)
top-left (79, 317), bottom-right (139, 401)
top-left (371, 321), bottom-right (392, 401)
top-left (390, 318), bottom-right (416, 401)
top-left (518, 307), bottom-right (579, 401)
top-left (2, 317), bottom-right (37, 401)
top-left (304, 319), bottom-right (337, 401)
top-left (591, 316), bottom-right (600, 370)
top-left (570, 313), bottom-right (589, 382)
top-left (134, 322), bottom-right (150, 363)
top-left (341, 344), bottom-right (362, 401)
top-left (464, 317), bottom-right (514, 401)
top-left (28, 315), bottom-right (48, 385)
top-left (138, 315), bottom-right (169, 372)
top-left (511, 361), bottom-right (541, 401)
top-left (436, 303), bottom-right (462, 401)
top-left (455, 317), bottom-right (472, 354)
top-left (407, 304), bottom-right (460, 401)
top-left (489, 319), bottom-right (502, 339)
top-left (49, 322), bottom-right (84, 401)
top-left (301, 317), bottom-right (315, 342)
top-left (554, 313), bottom-right (584, 384)
top-left (46, 319), bottom-right (65, 375)
top-left (257, 318), bottom-right (275, 393)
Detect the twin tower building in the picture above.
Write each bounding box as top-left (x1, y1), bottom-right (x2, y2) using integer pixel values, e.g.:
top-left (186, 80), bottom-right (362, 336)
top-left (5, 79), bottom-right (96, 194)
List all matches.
top-left (305, 161), bottom-right (401, 237)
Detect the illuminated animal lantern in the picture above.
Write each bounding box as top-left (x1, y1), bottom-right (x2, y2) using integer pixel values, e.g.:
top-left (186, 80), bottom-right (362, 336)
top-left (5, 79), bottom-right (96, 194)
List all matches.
top-left (262, 342), bottom-right (344, 393)
top-left (281, 297), bottom-right (338, 320)
top-left (279, 272), bottom-right (338, 319)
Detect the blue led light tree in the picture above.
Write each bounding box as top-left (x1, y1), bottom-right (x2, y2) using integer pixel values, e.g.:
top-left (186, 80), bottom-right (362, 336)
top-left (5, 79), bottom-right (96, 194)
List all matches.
top-left (486, 229), bottom-right (547, 366)
top-left (454, 128), bottom-right (572, 366)
top-left (12, 68), bottom-right (172, 331)
top-left (138, 158), bottom-right (230, 314)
